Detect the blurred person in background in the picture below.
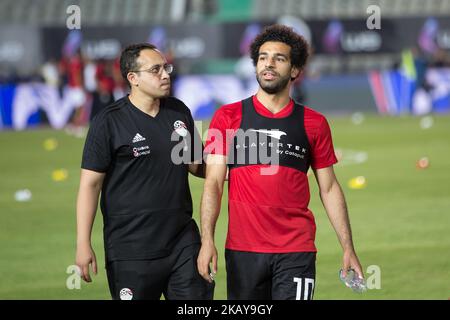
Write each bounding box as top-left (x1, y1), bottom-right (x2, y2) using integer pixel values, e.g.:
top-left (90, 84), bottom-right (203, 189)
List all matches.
top-left (75, 43), bottom-right (213, 300)
top-left (112, 56), bottom-right (127, 100)
top-left (89, 59), bottom-right (115, 122)
top-left (41, 58), bottom-right (60, 88)
top-left (431, 48), bottom-right (450, 68)
top-left (60, 49), bottom-right (88, 131)
top-left (197, 24), bottom-right (364, 300)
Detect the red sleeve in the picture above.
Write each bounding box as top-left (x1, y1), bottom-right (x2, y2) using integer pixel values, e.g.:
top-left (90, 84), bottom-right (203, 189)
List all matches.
top-left (304, 107), bottom-right (338, 169)
top-left (204, 102), bottom-right (242, 156)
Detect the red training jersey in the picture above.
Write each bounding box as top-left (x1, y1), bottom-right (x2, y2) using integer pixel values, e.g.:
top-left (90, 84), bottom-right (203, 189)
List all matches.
top-left (205, 95), bottom-right (338, 253)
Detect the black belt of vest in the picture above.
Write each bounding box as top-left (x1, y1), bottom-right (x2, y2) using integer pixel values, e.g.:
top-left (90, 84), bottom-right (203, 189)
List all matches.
top-left (228, 97), bottom-right (311, 174)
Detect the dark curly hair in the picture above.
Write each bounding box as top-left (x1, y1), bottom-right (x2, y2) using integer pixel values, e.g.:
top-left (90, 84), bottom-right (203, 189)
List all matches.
top-left (250, 24), bottom-right (309, 73)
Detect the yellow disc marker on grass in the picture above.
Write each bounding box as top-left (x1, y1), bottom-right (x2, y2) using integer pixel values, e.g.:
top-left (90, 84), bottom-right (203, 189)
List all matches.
top-left (43, 138), bottom-right (58, 151)
top-left (348, 176), bottom-right (367, 189)
top-left (52, 169), bottom-right (68, 182)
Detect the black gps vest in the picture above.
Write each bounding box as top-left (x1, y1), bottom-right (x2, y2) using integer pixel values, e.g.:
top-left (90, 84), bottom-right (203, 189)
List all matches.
top-left (228, 97), bottom-right (311, 174)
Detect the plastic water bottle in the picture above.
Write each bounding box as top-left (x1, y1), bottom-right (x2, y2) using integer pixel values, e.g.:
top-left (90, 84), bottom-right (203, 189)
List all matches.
top-left (339, 269), bottom-right (367, 293)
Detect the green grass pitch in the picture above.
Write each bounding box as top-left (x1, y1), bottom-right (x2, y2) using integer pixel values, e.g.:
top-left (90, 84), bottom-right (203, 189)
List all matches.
top-left (0, 114), bottom-right (449, 299)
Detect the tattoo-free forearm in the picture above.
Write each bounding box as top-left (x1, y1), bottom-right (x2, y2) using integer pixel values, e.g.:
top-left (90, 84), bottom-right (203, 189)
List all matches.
top-left (320, 181), bottom-right (355, 252)
top-left (76, 173), bottom-right (103, 245)
top-left (200, 179), bottom-right (223, 242)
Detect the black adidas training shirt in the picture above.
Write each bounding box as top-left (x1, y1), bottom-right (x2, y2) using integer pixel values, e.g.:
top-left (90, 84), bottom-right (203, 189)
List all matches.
top-left (82, 95), bottom-right (202, 262)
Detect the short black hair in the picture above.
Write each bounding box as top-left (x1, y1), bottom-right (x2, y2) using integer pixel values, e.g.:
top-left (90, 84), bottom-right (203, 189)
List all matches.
top-left (120, 43), bottom-right (157, 87)
top-left (250, 24), bottom-right (309, 72)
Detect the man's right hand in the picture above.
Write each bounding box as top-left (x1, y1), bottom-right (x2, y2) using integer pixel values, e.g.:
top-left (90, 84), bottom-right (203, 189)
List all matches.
top-left (197, 240), bottom-right (218, 283)
top-left (75, 243), bottom-right (97, 282)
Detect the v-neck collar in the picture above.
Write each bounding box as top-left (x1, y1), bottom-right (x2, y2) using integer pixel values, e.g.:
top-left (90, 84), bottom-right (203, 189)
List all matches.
top-left (252, 95), bottom-right (294, 118)
top-left (126, 95), bottom-right (163, 120)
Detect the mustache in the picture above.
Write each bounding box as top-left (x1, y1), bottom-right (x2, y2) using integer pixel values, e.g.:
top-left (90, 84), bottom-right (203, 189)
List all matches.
top-left (259, 69), bottom-right (279, 76)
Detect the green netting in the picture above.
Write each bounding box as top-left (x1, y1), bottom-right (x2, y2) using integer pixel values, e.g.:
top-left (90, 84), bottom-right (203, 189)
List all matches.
top-left (210, 0), bottom-right (253, 22)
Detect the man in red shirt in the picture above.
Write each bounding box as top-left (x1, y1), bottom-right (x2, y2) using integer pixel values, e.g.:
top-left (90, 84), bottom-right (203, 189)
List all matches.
top-left (197, 24), bottom-right (364, 300)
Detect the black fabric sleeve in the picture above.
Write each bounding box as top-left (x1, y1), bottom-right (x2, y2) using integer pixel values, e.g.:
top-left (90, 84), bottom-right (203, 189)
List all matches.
top-left (81, 116), bottom-right (112, 172)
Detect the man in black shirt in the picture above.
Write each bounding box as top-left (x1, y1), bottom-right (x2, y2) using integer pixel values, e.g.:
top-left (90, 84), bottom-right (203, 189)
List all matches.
top-left (75, 43), bottom-right (213, 300)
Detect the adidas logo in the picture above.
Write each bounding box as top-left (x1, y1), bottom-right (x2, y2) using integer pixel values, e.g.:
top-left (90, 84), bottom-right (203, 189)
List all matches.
top-left (132, 133), bottom-right (146, 143)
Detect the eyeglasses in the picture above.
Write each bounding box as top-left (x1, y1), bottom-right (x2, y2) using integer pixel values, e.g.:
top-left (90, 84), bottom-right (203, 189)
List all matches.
top-left (131, 63), bottom-right (174, 76)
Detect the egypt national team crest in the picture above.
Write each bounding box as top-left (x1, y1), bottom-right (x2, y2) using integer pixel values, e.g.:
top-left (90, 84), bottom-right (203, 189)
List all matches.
top-left (173, 120), bottom-right (188, 137)
top-left (119, 288), bottom-right (133, 300)
top-left (173, 120), bottom-right (188, 151)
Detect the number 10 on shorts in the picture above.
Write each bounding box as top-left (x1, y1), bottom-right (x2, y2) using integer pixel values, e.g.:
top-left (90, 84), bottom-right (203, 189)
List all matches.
top-left (294, 277), bottom-right (315, 300)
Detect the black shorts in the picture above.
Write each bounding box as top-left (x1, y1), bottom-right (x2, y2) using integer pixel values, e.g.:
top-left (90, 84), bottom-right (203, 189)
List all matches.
top-left (225, 249), bottom-right (316, 300)
top-left (106, 243), bottom-right (214, 300)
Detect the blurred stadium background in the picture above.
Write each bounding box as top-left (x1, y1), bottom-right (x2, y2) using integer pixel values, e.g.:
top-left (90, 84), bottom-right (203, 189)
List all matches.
top-left (0, 0), bottom-right (449, 299)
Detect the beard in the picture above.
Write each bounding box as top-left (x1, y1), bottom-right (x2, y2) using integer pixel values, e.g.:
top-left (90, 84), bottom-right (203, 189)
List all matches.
top-left (256, 71), bottom-right (291, 94)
